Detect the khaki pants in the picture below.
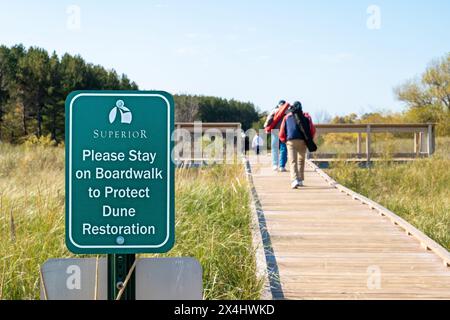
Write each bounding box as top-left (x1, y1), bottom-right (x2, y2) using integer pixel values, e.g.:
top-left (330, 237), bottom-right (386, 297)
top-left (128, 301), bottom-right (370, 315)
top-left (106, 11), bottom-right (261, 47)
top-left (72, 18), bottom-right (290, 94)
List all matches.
top-left (287, 139), bottom-right (307, 181)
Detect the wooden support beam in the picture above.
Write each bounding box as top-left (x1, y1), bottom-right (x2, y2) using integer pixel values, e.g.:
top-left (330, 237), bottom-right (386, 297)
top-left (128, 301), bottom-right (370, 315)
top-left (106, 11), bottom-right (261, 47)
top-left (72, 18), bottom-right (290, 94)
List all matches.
top-left (357, 133), bottom-right (362, 157)
top-left (419, 132), bottom-right (424, 154)
top-left (366, 125), bottom-right (371, 164)
top-left (414, 133), bottom-right (419, 157)
top-left (427, 124), bottom-right (435, 156)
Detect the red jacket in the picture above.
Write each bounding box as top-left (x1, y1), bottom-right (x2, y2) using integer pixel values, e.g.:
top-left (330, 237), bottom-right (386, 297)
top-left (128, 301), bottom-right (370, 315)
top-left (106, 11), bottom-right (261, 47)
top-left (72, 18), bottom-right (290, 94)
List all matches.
top-left (279, 112), bottom-right (316, 143)
top-left (264, 102), bottom-right (290, 133)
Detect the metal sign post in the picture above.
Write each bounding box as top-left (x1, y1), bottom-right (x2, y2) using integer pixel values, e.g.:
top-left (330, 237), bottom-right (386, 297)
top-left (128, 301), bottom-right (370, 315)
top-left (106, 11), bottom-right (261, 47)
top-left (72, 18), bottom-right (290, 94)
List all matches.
top-left (108, 254), bottom-right (135, 300)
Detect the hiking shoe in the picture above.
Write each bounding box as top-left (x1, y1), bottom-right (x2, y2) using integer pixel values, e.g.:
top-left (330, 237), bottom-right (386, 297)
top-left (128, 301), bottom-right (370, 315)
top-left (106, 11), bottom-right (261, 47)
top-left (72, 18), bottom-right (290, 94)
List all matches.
top-left (279, 167), bottom-right (287, 172)
top-left (291, 180), bottom-right (300, 189)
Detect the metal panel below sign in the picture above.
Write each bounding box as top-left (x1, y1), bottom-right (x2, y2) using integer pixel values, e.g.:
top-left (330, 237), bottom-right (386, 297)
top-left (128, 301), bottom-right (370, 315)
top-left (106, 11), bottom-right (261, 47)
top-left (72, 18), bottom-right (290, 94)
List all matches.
top-left (40, 257), bottom-right (202, 300)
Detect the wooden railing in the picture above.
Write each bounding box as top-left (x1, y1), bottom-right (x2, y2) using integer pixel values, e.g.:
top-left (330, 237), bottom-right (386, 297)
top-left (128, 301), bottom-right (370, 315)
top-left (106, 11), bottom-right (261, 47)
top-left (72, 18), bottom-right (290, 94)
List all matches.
top-left (312, 123), bottom-right (436, 162)
top-left (175, 122), bottom-right (242, 132)
top-left (173, 122), bottom-right (436, 163)
top-left (174, 122), bottom-right (242, 163)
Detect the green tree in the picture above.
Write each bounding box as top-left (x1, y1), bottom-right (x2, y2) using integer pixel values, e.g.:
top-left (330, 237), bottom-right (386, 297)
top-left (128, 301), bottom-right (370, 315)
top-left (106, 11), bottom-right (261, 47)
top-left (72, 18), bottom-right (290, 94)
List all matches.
top-left (0, 44), bottom-right (139, 142)
top-left (119, 74), bottom-right (138, 90)
top-left (43, 52), bottom-right (64, 141)
top-left (60, 54), bottom-right (88, 95)
top-left (174, 94), bottom-right (200, 122)
top-left (197, 96), bottom-right (259, 130)
top-left (395, 53), bottom-right (450, 135)
top-left (173, 94), bottom-right (261, 130)
top-left (0, 46), bottom-right (10, 138)
top-left (16, 47), bottom-right (51, 137)
top-left (330, 113), bottom-right (359, 124)
top-left (0, 45), bottom-right (26, 140)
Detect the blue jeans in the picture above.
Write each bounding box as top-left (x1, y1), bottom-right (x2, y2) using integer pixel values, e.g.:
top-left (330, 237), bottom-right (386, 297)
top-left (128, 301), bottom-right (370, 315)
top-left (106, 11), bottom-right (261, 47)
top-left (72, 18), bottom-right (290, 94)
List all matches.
top-left (271, 132), bottom-right (279, 167)
top-left (271, 132), bottom-right (288, 168)
top-left (279, 142), bottom-right (287, 168)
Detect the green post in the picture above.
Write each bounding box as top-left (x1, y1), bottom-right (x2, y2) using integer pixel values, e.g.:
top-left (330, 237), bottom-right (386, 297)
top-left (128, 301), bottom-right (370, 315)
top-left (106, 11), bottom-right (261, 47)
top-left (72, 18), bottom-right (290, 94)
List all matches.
top-left (108, 254), bottom-right (136, 300)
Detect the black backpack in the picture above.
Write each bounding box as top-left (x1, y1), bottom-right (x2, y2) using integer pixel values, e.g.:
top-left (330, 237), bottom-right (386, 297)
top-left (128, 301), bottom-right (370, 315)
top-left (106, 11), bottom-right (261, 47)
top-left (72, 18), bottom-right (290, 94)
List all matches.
top-left (293, 113), bottom-right (318, 153)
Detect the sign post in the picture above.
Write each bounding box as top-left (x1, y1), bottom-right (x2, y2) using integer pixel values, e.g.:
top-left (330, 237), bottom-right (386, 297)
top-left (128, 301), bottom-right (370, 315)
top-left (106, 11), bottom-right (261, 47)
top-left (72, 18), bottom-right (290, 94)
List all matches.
top-left (65, 91), bottom-right (175, 300)
top-left (108, 254), bottom-right (136, 300)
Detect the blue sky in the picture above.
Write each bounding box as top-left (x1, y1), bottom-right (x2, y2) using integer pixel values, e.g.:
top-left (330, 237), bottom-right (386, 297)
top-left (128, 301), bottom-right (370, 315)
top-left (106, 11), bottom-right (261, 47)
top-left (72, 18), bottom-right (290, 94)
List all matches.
top-left (0, 1), bottom-right (449, 119)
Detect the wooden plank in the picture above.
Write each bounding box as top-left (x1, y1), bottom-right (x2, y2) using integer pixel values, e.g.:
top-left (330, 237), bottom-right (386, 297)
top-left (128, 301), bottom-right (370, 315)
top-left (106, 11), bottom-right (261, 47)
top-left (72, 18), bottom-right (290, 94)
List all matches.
top-left (259, 205), bottom-right (381, 212)
top-left (273, 292), bottom-right (450, 300)
top-left (259, 199), bottom-right (367, 206)
top-left (276, 263), bottom-right (447, 273)
top-left (274, 252), bottom-right (442, 259)
top-left (271, 243), bottom-right (425, 253)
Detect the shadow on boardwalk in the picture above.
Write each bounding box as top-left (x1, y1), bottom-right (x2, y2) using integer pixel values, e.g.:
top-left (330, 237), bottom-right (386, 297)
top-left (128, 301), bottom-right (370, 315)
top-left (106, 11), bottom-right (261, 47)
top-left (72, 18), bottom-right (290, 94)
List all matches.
top-left (245, 159), bottom-right (284, 299)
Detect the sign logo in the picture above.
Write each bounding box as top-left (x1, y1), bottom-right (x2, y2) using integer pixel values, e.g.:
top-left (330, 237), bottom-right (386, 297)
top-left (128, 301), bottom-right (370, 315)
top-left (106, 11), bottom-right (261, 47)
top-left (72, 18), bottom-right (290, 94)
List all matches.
top-left (109, 100), bottom-right (132, 124)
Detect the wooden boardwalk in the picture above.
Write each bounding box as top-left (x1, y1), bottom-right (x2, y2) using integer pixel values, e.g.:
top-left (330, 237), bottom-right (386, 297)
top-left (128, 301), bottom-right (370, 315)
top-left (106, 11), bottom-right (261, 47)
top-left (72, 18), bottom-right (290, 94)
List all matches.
top-left (248, 155), bottom-right (450, 300)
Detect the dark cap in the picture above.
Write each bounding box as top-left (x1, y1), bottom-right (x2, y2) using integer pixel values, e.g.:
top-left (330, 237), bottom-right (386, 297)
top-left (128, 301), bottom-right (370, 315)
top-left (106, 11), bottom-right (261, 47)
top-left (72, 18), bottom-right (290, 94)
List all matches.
top-left (293, 101), bottom-right (302, 109)
top-left (289, 101), bottom-right (303, 113)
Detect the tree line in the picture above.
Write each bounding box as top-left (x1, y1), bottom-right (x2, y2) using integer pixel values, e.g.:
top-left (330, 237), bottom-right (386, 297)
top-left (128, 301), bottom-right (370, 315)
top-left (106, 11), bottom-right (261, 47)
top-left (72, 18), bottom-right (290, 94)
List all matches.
top-left (174, 94), bottom-right (260, 131)
top-left (0, 45), bottom-right (138, 142)
top-left (0, 45), bottom-right (261, 143)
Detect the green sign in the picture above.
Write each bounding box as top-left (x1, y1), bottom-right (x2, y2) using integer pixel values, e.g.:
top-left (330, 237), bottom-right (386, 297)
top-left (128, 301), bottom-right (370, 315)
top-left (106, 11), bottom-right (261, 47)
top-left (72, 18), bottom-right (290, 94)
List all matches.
top-left (65, 91), bottom-right (174, 254)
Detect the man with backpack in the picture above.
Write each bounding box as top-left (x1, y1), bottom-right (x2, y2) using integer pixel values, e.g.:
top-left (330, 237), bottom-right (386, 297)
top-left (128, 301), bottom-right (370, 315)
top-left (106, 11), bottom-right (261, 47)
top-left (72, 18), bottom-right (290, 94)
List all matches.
top-left (264, 100), bottom-right (289, 172)
top-left (279, 101), bottom-right (317, 189)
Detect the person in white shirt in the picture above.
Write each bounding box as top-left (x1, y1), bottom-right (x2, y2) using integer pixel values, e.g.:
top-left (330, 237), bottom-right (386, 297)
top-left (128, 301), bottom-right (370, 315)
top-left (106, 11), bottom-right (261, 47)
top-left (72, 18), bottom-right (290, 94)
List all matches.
top-left (252, 133), bottom-right (264, 155)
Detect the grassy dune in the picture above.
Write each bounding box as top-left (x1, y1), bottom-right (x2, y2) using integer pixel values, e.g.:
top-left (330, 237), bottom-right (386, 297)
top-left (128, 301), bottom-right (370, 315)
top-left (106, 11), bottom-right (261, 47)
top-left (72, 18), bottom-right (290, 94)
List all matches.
top-left (0, 143), bottom-right (261, 299)
top-left (327, 137), bottom-right (450, 250)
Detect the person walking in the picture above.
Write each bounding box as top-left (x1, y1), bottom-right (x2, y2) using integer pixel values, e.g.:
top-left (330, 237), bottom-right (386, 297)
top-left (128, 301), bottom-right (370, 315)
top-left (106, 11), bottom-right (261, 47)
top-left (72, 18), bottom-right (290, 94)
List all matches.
top-left (279, 101), bottom-right (316, 189)
top-left (252, 132), bottom-right (264, 155)
top-left (264, 100), bottom-right (288, 171)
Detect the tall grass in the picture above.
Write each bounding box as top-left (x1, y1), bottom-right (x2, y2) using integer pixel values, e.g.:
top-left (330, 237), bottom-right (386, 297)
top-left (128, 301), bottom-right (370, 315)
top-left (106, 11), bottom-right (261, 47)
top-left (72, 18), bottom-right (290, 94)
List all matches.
top-left (327, 137), bottom-right (450, 250)
top-left (166, 164), bottom-right (262, 299)
top-left (0, 143), bottom-right (261, 299)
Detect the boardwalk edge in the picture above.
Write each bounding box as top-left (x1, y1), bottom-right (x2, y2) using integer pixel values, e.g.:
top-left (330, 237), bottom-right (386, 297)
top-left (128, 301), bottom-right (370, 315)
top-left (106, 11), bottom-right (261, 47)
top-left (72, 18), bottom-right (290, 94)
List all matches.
top-left (242, 157), bottom-right (273, 300)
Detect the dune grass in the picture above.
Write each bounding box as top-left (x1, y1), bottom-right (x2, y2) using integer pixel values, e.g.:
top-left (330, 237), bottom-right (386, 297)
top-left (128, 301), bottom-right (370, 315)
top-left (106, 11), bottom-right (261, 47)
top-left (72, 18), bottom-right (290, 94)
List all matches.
top-left (161, 164), bottom-right (262, 299)
top-left (327, 137), bottom-right (450, 250)
top-left (0, 143), bottom-right (261, 300)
